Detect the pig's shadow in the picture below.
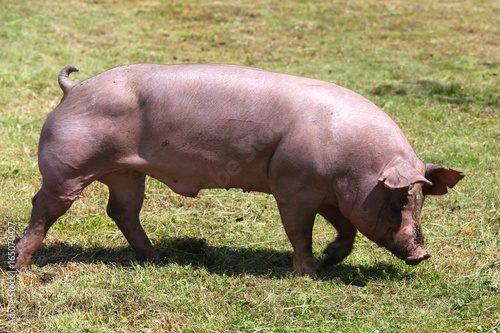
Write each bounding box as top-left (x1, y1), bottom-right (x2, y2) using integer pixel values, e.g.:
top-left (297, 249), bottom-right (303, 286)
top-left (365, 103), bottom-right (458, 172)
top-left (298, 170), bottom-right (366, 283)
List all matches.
top-left (5, 237), bottom-right (415, 285)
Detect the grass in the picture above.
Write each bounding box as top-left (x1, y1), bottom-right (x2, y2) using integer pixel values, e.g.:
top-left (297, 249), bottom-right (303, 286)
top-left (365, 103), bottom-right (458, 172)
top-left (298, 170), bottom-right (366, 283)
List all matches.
top-left (0, 0), bottom-right (499, 331)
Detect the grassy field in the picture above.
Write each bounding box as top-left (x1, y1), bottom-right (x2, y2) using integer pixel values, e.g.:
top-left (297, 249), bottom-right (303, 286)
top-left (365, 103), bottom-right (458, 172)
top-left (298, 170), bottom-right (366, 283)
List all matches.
top-left (0, 0), bottom-right (499, 331)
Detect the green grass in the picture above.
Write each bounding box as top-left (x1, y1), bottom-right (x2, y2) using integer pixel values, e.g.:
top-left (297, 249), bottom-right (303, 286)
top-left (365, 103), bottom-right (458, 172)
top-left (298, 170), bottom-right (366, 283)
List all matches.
top-left (1, 0), bottom-right (499, 332)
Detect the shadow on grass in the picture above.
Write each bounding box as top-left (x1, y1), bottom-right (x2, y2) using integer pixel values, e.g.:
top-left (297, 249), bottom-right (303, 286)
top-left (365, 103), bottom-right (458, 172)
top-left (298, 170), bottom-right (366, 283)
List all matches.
top-left (371, 80), bottom-right (499, 107)
top-left (3, 237), bottom-right (415, 285)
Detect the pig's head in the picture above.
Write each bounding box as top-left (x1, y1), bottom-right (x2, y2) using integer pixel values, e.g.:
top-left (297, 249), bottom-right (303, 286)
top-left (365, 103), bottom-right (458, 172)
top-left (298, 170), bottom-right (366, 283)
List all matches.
top-left (354, 162), bottom-right (464, 265)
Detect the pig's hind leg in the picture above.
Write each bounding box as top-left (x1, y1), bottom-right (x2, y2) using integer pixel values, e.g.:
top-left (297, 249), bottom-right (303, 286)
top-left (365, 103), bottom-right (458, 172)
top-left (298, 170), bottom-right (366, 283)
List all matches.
top-left (99, 170), bottom-right (160, 262)
top-left (318, 205), bottom-right (357, 267)
top-left (15, 179), bottom-right (85, 270)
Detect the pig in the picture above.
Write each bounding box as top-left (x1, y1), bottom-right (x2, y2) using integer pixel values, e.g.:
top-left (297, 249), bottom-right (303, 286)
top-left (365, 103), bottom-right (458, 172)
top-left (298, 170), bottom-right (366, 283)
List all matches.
top-left (15, 64), bottom-right (464, 275)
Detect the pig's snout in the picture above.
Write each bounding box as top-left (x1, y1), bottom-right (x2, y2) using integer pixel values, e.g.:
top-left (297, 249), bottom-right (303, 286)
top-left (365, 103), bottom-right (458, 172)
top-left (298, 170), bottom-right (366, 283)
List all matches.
top-left (404, 250), bottom-right (431, 265)
top-left (390, 243), bottom-right (431, 266)
top-left (383, 227), bottom-right (431, 265)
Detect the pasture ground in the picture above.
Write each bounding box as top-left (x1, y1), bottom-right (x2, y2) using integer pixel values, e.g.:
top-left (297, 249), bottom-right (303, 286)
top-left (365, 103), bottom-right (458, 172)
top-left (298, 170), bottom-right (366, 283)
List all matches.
top-left (0, 0), bottom-right (498, 332)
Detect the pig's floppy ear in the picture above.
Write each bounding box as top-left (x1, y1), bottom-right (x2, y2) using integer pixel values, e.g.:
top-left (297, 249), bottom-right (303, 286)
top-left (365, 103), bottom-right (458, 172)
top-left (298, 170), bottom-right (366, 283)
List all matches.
top-left (378, 163), bottom-right (432, 190)
top-left (423, 163), bottom-right (465, 195)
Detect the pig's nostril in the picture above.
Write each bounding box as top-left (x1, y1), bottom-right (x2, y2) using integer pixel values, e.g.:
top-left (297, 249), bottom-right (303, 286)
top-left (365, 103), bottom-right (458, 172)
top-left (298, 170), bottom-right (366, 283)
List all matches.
top-left (423, 253), bottom-right (431, 260)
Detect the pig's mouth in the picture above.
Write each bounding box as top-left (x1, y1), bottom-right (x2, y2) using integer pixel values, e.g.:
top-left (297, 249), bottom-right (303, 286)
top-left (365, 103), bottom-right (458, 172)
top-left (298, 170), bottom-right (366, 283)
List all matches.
top-left (383, 232), bottom-right (431, 265)
top-left (404, 252), bottom-right (431, 265)
top-left (390, 246), bottom-right (431, 265)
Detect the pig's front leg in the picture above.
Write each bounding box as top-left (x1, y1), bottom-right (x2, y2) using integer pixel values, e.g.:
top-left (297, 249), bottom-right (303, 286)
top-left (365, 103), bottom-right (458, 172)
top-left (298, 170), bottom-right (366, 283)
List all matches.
top-left (274, 190), bottom-right (325, 276)
top-left (99, 170), bottom-right (160, 262)
top-left (318, 205), bottom-right (357, 267)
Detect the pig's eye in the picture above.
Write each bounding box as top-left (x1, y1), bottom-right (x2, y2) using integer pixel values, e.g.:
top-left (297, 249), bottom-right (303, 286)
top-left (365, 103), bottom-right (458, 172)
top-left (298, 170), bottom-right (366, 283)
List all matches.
top-left (391, 195), bottom-right (410, 212)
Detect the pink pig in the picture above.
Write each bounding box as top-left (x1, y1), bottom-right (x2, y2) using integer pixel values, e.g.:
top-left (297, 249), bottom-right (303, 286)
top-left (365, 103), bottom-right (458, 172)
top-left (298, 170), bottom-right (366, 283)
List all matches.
top-left (15, 64), bottom-right (464, 275)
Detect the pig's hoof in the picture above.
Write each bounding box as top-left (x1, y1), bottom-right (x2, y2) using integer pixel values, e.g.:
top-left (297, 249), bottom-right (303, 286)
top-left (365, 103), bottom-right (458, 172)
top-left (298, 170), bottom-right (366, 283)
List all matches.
top-left (293, 260), bottom-right (317, 277)
top-left (136, 251), bottom-right (161, 262)
top-left (320, 242), bottom-right (350, 267)
top-left (13, 262), bottom-right (29, 271)
top-left (13, 253), bottom-right (33, 271)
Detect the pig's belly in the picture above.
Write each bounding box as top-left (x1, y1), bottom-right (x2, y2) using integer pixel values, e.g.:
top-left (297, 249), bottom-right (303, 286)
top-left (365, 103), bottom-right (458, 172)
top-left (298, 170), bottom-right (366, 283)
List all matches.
top-left (135, 164), bottom-right (272, 197)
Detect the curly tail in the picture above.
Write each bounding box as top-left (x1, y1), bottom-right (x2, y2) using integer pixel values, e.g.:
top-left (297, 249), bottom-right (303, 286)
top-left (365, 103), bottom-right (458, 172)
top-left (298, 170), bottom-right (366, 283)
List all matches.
top-left (58, 65), bottom-right (79, 95)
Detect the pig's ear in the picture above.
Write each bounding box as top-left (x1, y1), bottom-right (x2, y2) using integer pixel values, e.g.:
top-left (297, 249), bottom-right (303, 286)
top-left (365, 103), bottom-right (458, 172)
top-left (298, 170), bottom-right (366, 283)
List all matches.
top-left (378, 163), bottom-right (432, 190)
top-left (423, 163), bottom-right (465, 195)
